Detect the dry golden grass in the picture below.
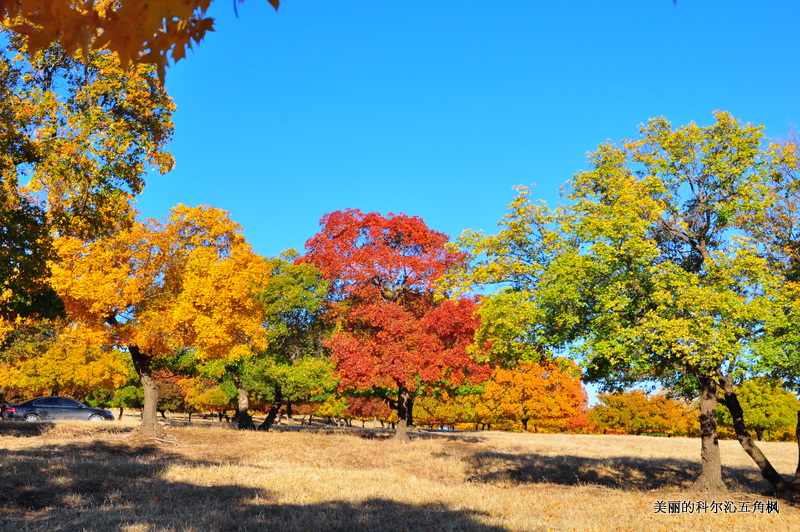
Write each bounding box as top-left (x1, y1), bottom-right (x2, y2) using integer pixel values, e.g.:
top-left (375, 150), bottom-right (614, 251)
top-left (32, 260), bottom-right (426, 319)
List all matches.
top-left (1, 418), bottom-right (799, 531)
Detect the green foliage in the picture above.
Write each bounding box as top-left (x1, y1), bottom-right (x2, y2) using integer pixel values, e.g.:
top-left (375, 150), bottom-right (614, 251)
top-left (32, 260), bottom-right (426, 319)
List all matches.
top-left (240, 252), bottom-right (335, 404)
top-left (449, 112), bottom-right (785, 389)
top-left (109, 385), bottom-right (144, 409)
top-left (716, 379), bottom-right (800, 441)
top-left (0, 198), bottom-right (63, 321)
top-left (0, 29), bottom-right (173, 333)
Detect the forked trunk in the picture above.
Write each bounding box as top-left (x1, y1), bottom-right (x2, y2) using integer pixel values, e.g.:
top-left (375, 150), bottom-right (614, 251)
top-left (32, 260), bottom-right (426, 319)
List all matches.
top-left (693, 375), bottom-right (725, 493)
top-left (129, 345), bottom-right (164, 438)
top-left (258, 386), bottom-right (283, 431)
top-left (717, 373), bottom-right (788, 492)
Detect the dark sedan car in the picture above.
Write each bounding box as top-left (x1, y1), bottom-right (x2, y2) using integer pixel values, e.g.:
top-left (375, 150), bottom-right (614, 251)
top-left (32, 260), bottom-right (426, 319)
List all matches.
top-left (1, 396), bottom-right (114, 422)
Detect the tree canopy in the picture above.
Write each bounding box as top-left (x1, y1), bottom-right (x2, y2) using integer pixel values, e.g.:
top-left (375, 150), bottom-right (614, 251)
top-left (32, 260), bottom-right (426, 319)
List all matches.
top-left (304, 209), bottom-right (489, 441)
top-left (448, 111), bottom-right (800, 492)
top-left (0, 28), bottom-right (174, 340)
top-left (50, 204), bottom-right (267, 435)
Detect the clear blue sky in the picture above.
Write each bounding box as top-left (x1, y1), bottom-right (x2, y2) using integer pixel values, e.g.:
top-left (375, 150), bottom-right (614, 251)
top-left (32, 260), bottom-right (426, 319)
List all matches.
top-left (138, 0), bottom-right (800, 260)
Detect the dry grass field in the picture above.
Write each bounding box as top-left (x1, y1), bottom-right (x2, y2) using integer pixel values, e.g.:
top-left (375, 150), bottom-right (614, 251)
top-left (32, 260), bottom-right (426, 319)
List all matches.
top-left (1, 417), bottom-right (799, 531)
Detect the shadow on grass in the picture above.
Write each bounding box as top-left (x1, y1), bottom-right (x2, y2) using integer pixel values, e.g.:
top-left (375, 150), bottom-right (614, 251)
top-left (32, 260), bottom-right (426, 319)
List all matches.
top-left (267, 424), bottom-right (488, 444)
top-left (0, 421), bottom-right (56, 437)
top-left (0, 440), bottom-right (506, 531)
top-left (465, 451), bottom-right (773, 493)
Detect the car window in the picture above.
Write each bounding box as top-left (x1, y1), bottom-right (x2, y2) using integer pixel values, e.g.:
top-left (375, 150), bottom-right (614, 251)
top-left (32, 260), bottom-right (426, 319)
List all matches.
top-left (60, 398), bottom-right (83, 408)
top-left (36, 397), bottom-right (60, 406)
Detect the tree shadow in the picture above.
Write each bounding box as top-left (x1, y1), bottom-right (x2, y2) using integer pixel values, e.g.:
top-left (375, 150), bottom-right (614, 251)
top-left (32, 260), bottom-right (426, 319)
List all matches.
top-left (464, 451), bottom-right (773, 493)
top-left (0, 421), bottom-right (56, 437)
top-left (0, 440), bottom-right (507, 531)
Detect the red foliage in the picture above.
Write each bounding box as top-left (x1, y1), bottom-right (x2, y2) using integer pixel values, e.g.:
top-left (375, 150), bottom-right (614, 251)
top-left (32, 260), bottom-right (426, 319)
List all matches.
top-left (303, 210), bottom-right (487, 396)
top-left (342, 397), bottom-right (393, 421)
top-left (303, 209), bottom-right (467, 303)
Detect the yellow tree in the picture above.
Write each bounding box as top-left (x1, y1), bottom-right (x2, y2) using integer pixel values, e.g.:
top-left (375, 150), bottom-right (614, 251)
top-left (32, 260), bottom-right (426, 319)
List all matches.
top-left (50, 204), bottom-right (268, 436)
top-left (0, 27), bottom-right (174, 343)
top-left (0, 319), bottom-right (129, 399)
top-left (477, 358), bottom-right (587, 433)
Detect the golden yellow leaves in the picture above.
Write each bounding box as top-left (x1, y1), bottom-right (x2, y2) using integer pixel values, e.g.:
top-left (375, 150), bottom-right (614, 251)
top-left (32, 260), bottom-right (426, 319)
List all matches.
top-left (175, 246), bottom-right (272, 362)
top-left (1, 0), bottom-right (281, 80)
top-left (51, 204), bottom-right (270, 366)
top-left (0, 319), bottom-right (130, 397)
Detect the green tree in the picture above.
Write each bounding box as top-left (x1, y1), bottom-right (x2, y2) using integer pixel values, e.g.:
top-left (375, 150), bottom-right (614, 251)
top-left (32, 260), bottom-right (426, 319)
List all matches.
top-left (209, 251), bottom-right (333, 430)
top-left (448, 112), bottom-right (796, 492)
top-left (717, 380), bottom-right (800, 441)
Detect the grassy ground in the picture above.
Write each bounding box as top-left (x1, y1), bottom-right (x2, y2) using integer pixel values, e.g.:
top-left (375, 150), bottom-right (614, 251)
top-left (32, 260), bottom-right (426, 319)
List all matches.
top-left (1, 417), bottom-right (798, 531)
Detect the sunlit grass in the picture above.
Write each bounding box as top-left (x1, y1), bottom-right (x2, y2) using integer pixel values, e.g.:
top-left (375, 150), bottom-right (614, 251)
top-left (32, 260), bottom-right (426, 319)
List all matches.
top-left (1, 419), bottom-right (798, 531)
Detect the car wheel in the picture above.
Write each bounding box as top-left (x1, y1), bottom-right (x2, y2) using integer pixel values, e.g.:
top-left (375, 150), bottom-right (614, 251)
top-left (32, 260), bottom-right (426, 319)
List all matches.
top-left (88, 414), bottom-right (104, 421)
top-left (23, 413), bottom-right (40, 422)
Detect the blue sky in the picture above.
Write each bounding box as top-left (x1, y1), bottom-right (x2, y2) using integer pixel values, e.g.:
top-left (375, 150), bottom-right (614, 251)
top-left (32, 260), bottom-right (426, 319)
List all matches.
top-left (138, 0), bottom-right (800, 260)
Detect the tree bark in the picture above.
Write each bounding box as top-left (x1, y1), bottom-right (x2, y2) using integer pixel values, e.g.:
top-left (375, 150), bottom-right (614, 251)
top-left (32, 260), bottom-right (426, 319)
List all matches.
top-left (286, 400), bottom-right (294, 424)
top-left (693, 375), bottom-right (725, 492)
top-left (129, 345), bottom-right (164, 437)
top-left (793, 411), bottom-right (800, 487)
top-left (718, 373), bottom-right (788, 492)
top-left (258, 386), bottom-right (282, 431)
top-left (521, 418), bottom-right (529, 432)
top-left (230, 372), bottom-right (254, 430)
top-left (389, 388), bottom-right (413, 442)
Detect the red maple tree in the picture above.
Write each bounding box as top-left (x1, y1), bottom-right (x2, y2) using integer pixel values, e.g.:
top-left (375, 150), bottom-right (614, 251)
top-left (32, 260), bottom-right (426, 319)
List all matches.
top-left (304, 209), bottom-right (488, 441)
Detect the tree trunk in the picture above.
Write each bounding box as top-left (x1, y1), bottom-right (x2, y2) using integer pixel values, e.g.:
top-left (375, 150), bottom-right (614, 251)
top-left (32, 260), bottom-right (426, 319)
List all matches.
top-left (286, 400), bottom-right (294, 424)
top-left (718, 373), bottom-right (788, 492)
top-left (118, 407), bottom-right (123, 420)
top-left (693, 375), bottom-right (725, 492)
top-left (231, 372), bottom-right (255, 430)
top-left (793, 411), bottom-right (800, 487)
top-left (129, 345), bottom-right (164, 437)
top-left (258, 386), bottom-right (283, 431)
top-left (386, 388), bottom-right (413, 442)
top-left (521, 418), bottom-right (529, 432)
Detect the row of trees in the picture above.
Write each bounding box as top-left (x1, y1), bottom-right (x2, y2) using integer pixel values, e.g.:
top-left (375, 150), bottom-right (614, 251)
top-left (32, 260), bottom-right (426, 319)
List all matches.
top-left (1, 20), bottom-right (799, 494)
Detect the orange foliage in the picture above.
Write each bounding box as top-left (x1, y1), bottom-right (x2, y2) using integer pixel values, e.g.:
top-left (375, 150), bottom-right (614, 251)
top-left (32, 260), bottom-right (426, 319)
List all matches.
top-left (1, 0), bottom-right (281, 79)
top-left (477, 358), bottom-right (587, 432)
top-left (49, 204), bottom-right (269, 431)
top-left (588, 389), bottom-right (697, 436)
top-left (50, 204), bottom-right (268, 362)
